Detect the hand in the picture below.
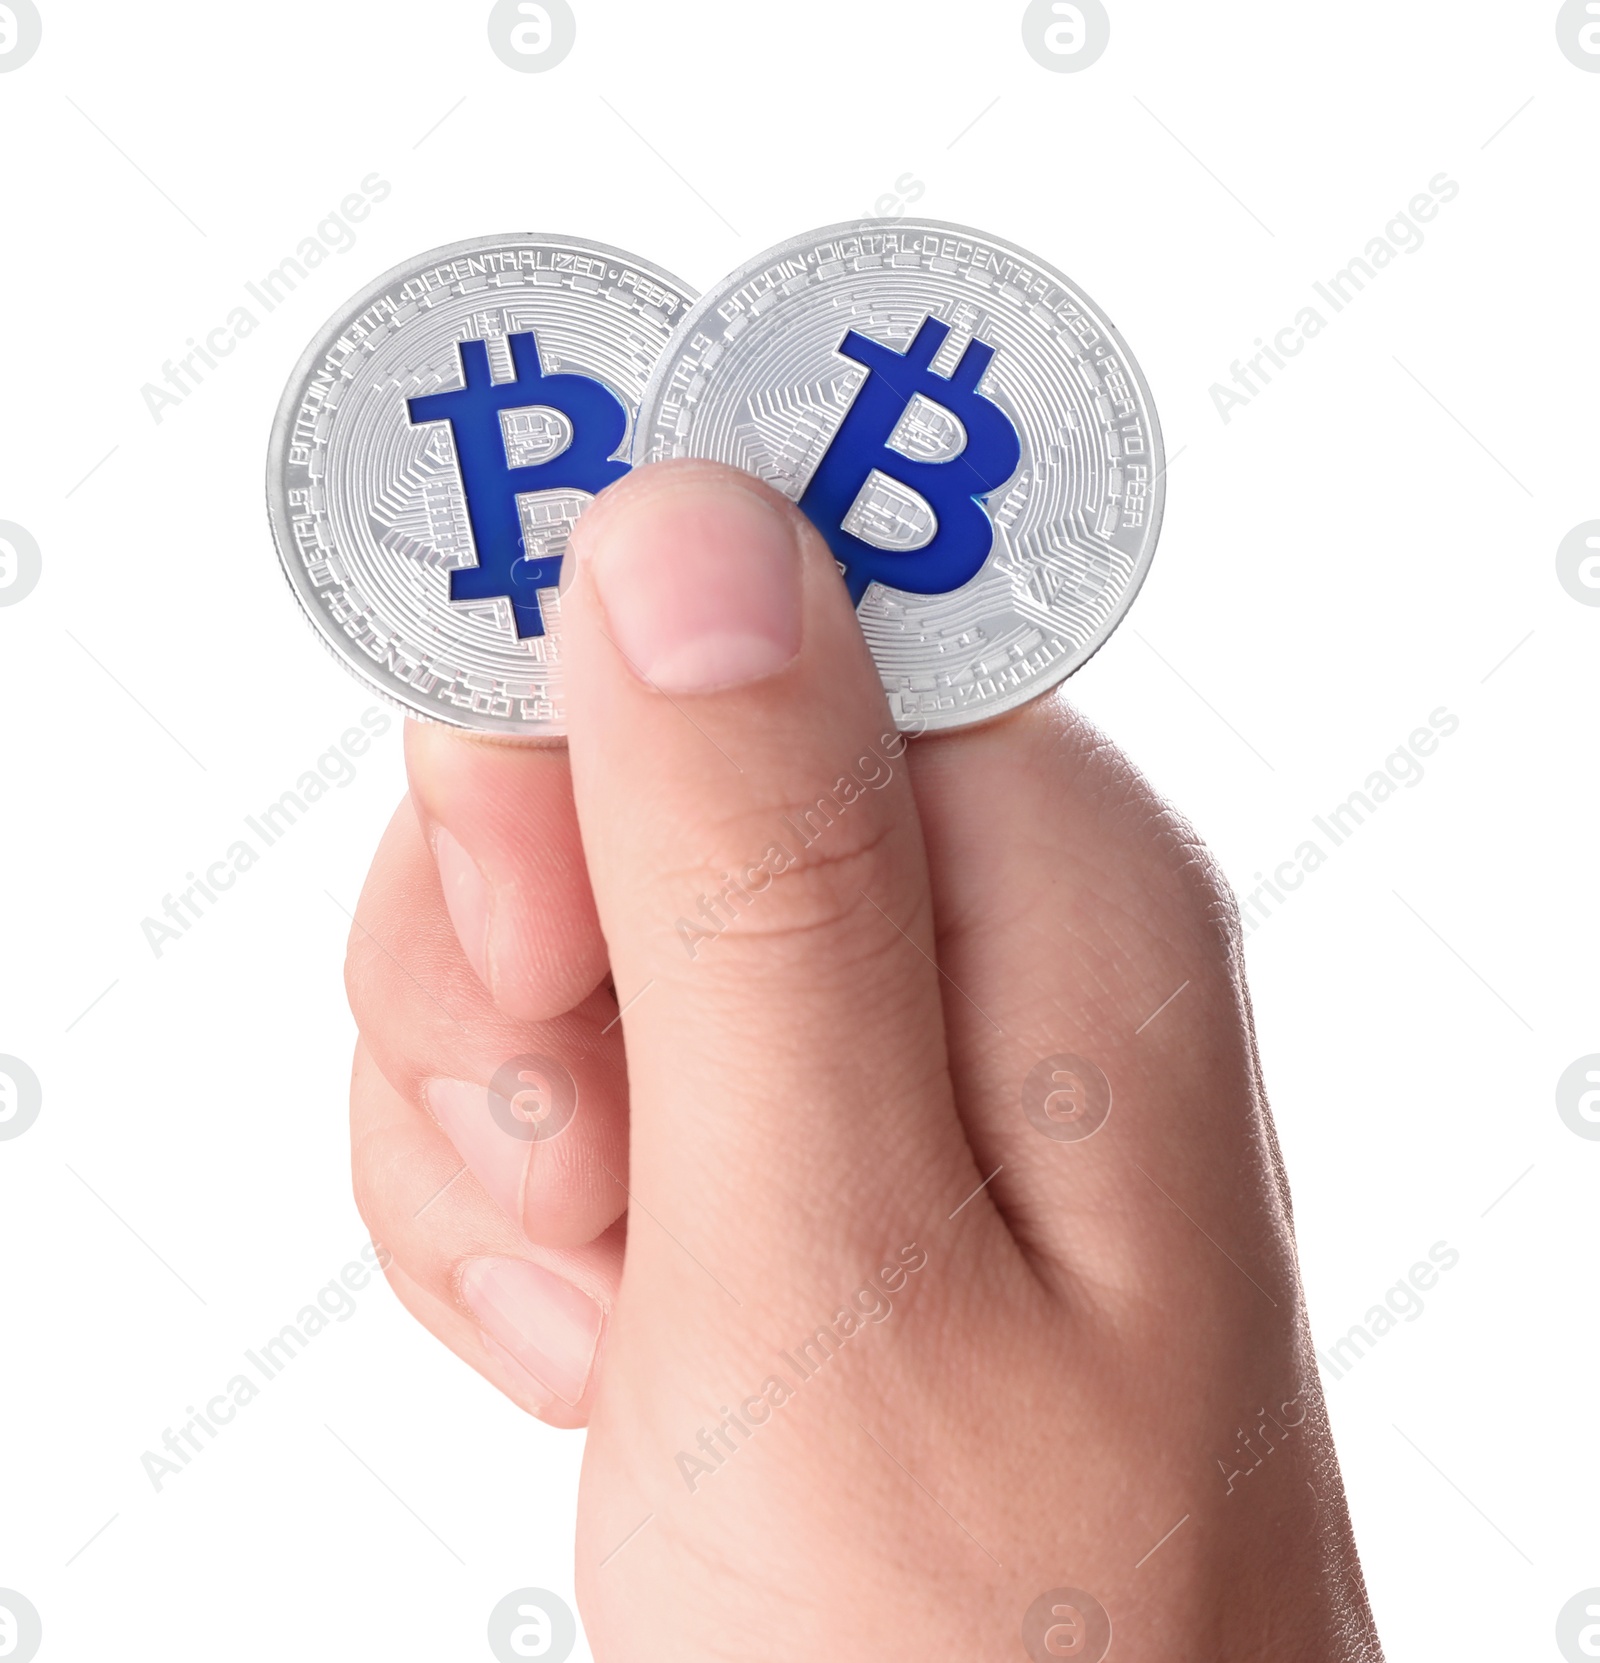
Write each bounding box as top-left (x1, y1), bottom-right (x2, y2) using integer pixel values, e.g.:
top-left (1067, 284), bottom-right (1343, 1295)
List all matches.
top-left (344, 461), bottom-right (1381, 1660)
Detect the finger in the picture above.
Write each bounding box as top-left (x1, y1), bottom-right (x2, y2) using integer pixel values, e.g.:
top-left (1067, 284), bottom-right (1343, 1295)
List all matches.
top-left (345, 793), bottom-right (629, 1249)
top-left (350, 1037), bottom-right (622, 1427)
top-left (563, 460), bottom-right (990, 1283)
top-left (908, 697), bottom-right (1295, 1304)
top-left (405, 721), bottom-right (609, 1021)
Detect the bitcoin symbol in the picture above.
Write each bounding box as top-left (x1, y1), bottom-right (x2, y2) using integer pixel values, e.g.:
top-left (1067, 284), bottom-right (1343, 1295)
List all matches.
top-left (407, 330), bottom-right (627, 638)
top-left (799, 316), bottom-right (1020, 605)
top-left (0, 9), bottom-right (15, 53)
top-left (487, 0), bottom-right (575, 71)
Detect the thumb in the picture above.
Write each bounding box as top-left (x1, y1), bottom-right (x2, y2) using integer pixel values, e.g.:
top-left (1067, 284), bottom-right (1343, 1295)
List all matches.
top-left (563, 461), bottom-right (980, 1296)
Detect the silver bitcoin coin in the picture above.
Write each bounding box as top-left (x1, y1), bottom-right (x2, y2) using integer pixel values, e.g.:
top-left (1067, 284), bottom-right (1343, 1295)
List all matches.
top-left (266, 234), bottom-right (695, 734)
top-left (633, 219), bottom-right (1164, 731)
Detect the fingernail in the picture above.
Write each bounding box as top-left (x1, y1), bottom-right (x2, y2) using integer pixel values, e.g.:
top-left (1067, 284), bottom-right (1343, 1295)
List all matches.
top-left (583, 481), bottom-right (802, 692)
top-left (433, 826), bottom-right (492, 988)
top-left (459, 1257), bottom-right (601, 1406)
top-left (424, 1079), bottom-right (526, 1228)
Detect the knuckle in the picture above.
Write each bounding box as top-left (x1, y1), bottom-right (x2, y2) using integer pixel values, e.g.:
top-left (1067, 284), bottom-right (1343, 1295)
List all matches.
top-left (659, 796), bottom-right (915, 966)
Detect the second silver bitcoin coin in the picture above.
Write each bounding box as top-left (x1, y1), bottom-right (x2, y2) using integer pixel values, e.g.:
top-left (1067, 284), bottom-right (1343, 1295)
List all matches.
top-left (633, 219), bottom-right (1164, 731)
top-left (267, 234), bottom-right (695, 736)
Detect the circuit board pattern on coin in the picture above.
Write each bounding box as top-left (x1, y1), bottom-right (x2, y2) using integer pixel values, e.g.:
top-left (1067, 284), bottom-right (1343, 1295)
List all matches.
top-left (267, 235), bottom-right (695, 735)
top-left (633, 220), bottom-right (1164, 731)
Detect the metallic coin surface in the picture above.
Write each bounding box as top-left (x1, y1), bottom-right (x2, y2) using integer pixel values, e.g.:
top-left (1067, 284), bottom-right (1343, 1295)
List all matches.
top-left (633, 219), bottom-right (1163, 731)
top-left (267, 234), bottom-right (695, 734)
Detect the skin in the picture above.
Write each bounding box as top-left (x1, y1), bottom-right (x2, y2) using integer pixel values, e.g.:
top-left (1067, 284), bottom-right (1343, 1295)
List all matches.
top-left (344, 460), bottom-right (1382, 1660)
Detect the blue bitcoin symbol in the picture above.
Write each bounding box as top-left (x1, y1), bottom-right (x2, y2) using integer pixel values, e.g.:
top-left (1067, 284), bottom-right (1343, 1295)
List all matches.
top-left (406, 330), bottom-right (628, 637)
top-left (798, 316), bottom-right (1021, 605)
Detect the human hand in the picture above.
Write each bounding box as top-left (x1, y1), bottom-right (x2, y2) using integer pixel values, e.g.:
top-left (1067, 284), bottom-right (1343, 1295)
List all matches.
top-left (344, 460), bottom-right (1381, 1659)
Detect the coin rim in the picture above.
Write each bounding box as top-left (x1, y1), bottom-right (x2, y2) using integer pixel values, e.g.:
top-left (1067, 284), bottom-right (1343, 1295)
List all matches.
top-left (264, 231), bottom-right (697, 736)
top-left (631, 217), bottom-right (1165, 731)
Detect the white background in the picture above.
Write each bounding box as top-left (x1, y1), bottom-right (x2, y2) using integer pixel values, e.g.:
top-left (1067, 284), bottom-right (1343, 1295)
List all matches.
top-left (0, 2), bottom-right (1594, 1657)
